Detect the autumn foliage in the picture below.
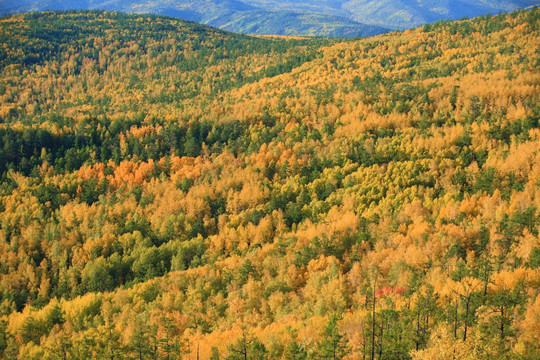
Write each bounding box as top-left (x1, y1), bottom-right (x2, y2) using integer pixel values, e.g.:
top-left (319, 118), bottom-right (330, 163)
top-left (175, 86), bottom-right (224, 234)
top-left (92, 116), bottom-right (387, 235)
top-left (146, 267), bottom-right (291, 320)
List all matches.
top-left (0, 8), bottom-right (539, 360)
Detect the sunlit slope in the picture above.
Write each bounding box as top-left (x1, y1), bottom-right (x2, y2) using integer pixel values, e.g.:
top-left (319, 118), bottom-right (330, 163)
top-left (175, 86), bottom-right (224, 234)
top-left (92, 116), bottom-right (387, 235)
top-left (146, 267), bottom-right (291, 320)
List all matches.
top-left (0, 11), bottom-right (331, 122)
top-left (0, 9), bottom-right (538, 360)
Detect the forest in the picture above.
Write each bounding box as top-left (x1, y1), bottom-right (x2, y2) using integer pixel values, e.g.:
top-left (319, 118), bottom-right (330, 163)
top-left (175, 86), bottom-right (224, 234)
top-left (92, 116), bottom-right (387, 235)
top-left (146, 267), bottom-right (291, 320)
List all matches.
top-left (0, 8), bottom-right (539, 360)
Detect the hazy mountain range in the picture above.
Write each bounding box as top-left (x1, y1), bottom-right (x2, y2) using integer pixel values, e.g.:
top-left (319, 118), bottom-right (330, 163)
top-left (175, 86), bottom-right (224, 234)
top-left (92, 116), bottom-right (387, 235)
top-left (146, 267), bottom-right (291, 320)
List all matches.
top-left (0, 0), bottom-right (538, 36)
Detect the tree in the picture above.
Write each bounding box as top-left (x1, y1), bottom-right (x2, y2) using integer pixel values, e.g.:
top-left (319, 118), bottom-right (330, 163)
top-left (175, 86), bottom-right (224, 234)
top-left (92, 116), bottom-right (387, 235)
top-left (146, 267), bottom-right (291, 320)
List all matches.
top-left (21, 315), bottom-right (43, 345)
top-left (210, 346), bottom-right (220, 360)
top-left (316, 314), bottom-right (349, 360)
top-left (225, 329), bottom-right (267, 360)
top-left (157, 316), bottom-right (181, 360)
top-left (93, 322), bottom-right (126, 360)
top-left (46, 302), bottom-right (65, 330)
top-left (128, 318), bottom-right (156, 360)
top-left (364, 268), bottom-right (380, 360)
top-left (44, 325), bottom-right (72, 360)
top-left (284, 340), bottom-right (307, 360)
top-left (450, 86), bottom-right (458, 110)
top-left (454, 277), bottom-right (482, 341)
top-left (0, 320), bottom-right (8, 355)
top-left (411, 324), bottom-right (481, 360)
top-left (481, 269), bottom-right (529, 347)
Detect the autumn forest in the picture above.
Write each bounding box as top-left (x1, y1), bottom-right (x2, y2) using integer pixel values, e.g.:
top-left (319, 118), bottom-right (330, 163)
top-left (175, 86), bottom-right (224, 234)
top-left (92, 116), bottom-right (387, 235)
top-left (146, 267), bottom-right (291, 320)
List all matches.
top-left (0, 8), bottom-right (539, 360)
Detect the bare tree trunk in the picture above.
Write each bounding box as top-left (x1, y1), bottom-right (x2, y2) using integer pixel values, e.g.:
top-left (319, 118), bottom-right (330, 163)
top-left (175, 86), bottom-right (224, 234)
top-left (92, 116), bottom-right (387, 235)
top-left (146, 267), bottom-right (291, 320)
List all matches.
top-left (463, 297), bottom-right (470, 341)
top-left (378, 319), bottom-right (384, 360)
top-left (453, 298), bottom-right (458, 339)
top-left (415, 310), bottom-right (421, 350)
top-left (371, 280), bottom-right (376, 360)
top-left (499, 306), bottom-right (505, 339)
top-left (362, 339), bottom-right (366, 360)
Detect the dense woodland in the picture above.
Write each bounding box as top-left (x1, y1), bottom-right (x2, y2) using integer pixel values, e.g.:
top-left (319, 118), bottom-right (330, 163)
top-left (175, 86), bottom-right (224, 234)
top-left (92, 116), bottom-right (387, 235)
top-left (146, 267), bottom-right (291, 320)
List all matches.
top-left (0, 9), bottom-right (539, 360)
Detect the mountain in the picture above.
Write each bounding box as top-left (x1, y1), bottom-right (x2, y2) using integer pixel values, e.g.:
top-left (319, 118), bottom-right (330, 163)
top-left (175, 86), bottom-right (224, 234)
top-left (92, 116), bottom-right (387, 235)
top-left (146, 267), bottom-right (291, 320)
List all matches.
top-left (0, 0), bottom-right (388, 37)
top-left (232, 0), bottom-right (540, 29)
top-left (213, 9), bottom-right (388, 36)
top-left (0, 9), bottom-right (539, 360)
top-left (0, 0), bottom-right (537, 32)
top-left (341, 0), bottom-right (540, 28)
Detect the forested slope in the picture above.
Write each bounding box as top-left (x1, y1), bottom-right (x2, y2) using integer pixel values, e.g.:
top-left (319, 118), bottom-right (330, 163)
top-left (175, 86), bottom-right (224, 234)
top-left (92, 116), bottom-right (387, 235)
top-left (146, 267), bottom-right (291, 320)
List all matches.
top-left (0, 9), bottom-right (539, 360)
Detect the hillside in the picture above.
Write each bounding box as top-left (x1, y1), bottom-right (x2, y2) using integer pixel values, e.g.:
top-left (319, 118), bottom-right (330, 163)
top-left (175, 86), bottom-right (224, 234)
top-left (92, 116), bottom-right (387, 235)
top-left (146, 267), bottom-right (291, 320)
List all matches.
top-left (0, 8), bottom-right (539, 360)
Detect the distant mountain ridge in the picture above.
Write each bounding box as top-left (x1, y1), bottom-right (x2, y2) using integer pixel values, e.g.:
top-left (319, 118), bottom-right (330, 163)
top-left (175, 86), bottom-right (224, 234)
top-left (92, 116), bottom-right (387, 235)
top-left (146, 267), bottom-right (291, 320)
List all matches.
top-left (242, 0), bottom-right (539, 28)
top-left (0, 0), bottom-right (537, 35)
top-left (0, 0), bottom-right (389, 37)
top-left (341, 0), bottom-right (540, 28)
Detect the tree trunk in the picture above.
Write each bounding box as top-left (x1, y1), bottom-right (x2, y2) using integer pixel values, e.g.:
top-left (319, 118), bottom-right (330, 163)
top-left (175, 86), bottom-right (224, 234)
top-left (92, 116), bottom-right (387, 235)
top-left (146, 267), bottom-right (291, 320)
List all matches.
top-left (499, 306), bottom-right (505, 339)
top-left (453, 299), bottom-right (458, 339)
top-left (415, 310), bottom-right (421, 350)
top-left (370, 283), bottom-right (376, 360)
top-left (362, 339), bottom-right (366, 360)
top-left (463, 297), bottom-right (470, 341)
top-left (378, 319), bottom-right (384, 360)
